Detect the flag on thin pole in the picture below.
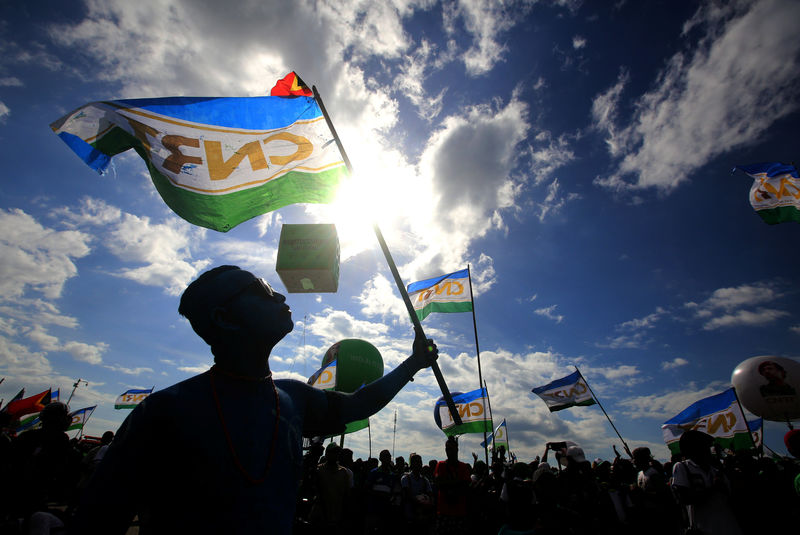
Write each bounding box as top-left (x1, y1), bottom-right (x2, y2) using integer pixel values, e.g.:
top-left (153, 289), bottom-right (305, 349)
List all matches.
top-left (480, 418), bottom-right (509, 450)
top-left (51, 78), bottom-right (348, 232)
top-left (67, 406), bottom-right (97, 432)
top-left (51, 389), bottom-right (60, 402)
top-left (662, 387), bottom-right (755, 454)
top-left (734, 162), bottom-right (800, 224)
top-left (115, 388), bottom-right (153, 410)
top-left (531, 371), bottom-right (596, 412)
top-left (406, 269), bottom-right (473, 321)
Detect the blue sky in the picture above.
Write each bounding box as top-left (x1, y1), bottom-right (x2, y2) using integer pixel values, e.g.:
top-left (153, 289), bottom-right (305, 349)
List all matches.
top-left (1, 0), bottom-right (799, 463)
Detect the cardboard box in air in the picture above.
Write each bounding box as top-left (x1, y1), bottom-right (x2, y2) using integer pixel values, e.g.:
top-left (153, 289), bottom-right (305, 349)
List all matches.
top-left (276, 224), bottom-right (339, 293)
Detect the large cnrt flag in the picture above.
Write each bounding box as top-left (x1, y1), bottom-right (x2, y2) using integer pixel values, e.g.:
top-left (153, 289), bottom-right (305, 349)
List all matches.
top-left (437, 387), bottom-right (492, 436)
top-left (68, 406), bottom-right (97, 432)
top-left (735, 162), bottom-right (800, 224)
top-left (51, 78), bottom-right (347, 232)
top-left (532, 371), bottom-right (596, 412)
top-left (5, 389), bottom-right (51, 418)
top-left (115, 388), bottom-right (153, 410)
top-left (407, 269), bottom-right (473, 321)
top-left (662, 387), bottom-right (754, 454)
top-left (481, 418), bottom-right (509, 450)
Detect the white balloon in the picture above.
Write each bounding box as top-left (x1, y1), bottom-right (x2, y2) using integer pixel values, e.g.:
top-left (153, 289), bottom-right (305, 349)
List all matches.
top-left (731, 356), bottom-right (800, 421)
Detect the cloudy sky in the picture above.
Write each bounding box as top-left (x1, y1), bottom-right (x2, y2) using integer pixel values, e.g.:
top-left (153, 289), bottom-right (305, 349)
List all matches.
top-left (1, 0), bottom-right (799, 463)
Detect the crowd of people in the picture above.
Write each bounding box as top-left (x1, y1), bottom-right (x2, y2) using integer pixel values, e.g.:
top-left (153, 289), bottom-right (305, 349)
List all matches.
top-left (292, 431), bottom-right (800, 535)
top-left (2, 404), bottom-right (800, 535)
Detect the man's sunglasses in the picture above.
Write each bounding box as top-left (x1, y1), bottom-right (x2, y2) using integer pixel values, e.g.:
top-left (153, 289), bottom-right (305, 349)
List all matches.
top-left (222, 278), bottom-right (278, 306)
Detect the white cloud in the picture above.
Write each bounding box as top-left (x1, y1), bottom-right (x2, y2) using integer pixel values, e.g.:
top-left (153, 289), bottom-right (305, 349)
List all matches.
top-left (528, 131), bottom-right (576, 186)
top-left (572, 35), bottom-right (587, 49)
top-left (661, 357), bottom-right (689, 370)
top-left (536, 178), bottom-right (579, 222)
top-left (593, 0), bottom-right (800, 194)
top-left (0, 101), bottom-right (9, 121)
top-left (0, 76), bottom-right (22, 86)
top-left (619, 381), bottom-right (729, 419)
top-left (0, 208), bottom-right (92, 300)
top-left (534, 304), bottom-right (564, 324)
top-left (104, 364), bottom-right (155, 375)
top-left (684, 281), bottom-right (789, 330)
top-left (791, 325), bottom-right (800, 335)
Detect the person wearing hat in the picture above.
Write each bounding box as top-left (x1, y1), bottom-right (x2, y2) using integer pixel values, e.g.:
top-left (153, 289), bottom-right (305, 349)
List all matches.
top-left (73, 265), bottom-right (438, 535)
top-left (671, 430), bottom-right (742, 535)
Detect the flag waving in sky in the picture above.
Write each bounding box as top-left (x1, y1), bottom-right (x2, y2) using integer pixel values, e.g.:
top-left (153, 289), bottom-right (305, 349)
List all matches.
top-left (436, 387), bottom-right (491, 436)
top-left (68, 406), bottom-right (97, 431)
top-left (481, 418), bottom-right (509, 450)
top-left (735, 162), bottom-right (800, 224)
top-left (532, 371), bottom-right (596, 412)
top-left (270, 72), bottom-right (313, 97)
top-left (661, 387), bottom-right (754, 454)
top-left (407, 268), bottom-right (473, 321)
top-left (115, 388), bottom-right (153, 409)
top-left (51, 77), bottom-right (347, 232)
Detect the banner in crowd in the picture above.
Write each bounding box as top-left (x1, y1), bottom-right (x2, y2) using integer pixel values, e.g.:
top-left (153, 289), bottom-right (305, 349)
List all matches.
top-left (407, 269), bottom-right (473, 321)
top-left (51, 74), bottom-right (347, 233)
top-left (748, 417), bottom-right (763, 449)
top-left (662, 387), bottom-right (754, 454)
top-left (481, 418), bottom-right (509, 450)
top-left (16, 413), bottom-right (41, 434)
top-left (68, 406), bottom-right (97, 432)
top-left (436, 387), bottom-right (492, 436)
top-left (115, 388), bottom-right (154, 409)
top-left (735, 162), bottom-right (800, 224)
top-left (531, 371), bottom-right (596, 412)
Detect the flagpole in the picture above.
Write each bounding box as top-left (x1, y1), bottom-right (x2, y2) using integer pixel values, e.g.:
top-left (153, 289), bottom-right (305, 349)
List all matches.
top-left (467, 265), bottom-right (489, 466)
top-left (392, 409), bottom-right (397, 458)
top-left (575, 367), bottom-right (632, 457)
top-left (503, 419), bottom-right (512, 462)
top-left (312, 85), bottom-right (461, 426)
top-left (731, 387), bottom-right (756, 452)
top-left (484, 380), bottom-right (496, 460)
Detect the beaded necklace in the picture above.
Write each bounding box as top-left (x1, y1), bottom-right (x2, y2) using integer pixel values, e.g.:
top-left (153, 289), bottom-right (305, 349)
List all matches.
top-left (209, 365), bottom-right (280, 485)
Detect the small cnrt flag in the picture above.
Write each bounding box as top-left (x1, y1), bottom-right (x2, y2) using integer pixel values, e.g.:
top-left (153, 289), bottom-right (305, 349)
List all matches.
top-left (115, 388), bottom-right (153, 410)
top-left (68, 406), bottom-right (97, 431)
top-left (532, 371), bottom-right (596, 412)
top-left (406, 268), bottom-right (473, 321)
top-left (436, 387), bottom-right (492, 436)
top-left (307, 360), bottom-right (337, 391)
top-left (481, 418), bottom-right (509, 450)
top-left (735, 162), bottom-right (800, 224)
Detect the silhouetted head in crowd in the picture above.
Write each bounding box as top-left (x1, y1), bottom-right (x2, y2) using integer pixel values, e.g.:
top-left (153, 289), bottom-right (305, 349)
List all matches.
top-left (679, 430), bottom-right (714, 466)
top-left (40, 401), bottom-right (71, 433)
top-left (445, 436), bottom-right (459, 462)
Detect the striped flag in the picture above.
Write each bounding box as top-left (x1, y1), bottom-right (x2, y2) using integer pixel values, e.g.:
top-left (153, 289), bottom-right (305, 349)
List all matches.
top-left (480, 418), bottom-right (509, 450)
top-left (16, 413), bottom-right (41, 434)
top-left (4, 389), bottom-right (51, 418)
top-left (51, 75), bottom-right (347, 232)
top-left (68, 406), bottom-right (97, 431)
top-left (735, 162), bottom-right (800, 224)
top-left (436, 387), bottom-right (492, 436)
top-left (115, 388), bottom-right (153, 409)
top-left (662, 388), bottom-right (754, 454)
top-left (0, 388), bottom-right (24, 412)
top-left (531, 371), bottom-right (596, 412)
top-left (406, 269), bottom-right (473, 321)
top-left (307, 360), bottom-right (337, 390)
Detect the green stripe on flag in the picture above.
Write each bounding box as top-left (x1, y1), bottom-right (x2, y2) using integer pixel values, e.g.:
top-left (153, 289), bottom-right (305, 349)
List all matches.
top-left (758, 206), bottom-right (800, 225)
top-left (443, 419), bottom-right (493, 437)
top-left (416, 301), bottom-right (473, 321)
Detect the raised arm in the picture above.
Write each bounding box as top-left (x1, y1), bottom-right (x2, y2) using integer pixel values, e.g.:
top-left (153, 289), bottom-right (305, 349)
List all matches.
top-left (337, 336), bottom-right (438, 423)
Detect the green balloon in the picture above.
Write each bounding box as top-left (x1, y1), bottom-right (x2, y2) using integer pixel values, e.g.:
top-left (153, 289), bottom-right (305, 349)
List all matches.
top-left (322, 339), bottom-right (384, 393)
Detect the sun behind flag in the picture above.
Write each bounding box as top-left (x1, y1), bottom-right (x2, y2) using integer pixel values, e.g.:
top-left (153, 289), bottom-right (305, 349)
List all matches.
top-left (50, 73), bottom-right (347, 232)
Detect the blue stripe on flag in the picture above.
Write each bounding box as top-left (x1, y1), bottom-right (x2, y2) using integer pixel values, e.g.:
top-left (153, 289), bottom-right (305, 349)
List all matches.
top-left (531, 370), bottom-right (581, 394)
top-left (111, 96), bottom-right (321, 130)
top-left (735, 162), bottom-right (799, 178)
top-left (407, 268), bottom-right (469, 293)
top-left (57, 132), bottom-right (110, 172)
top-left (663, 387), bottom-right (737, 425)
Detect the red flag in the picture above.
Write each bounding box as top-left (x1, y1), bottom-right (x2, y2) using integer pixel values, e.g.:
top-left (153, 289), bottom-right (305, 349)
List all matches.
top-left (5, 389), bottom-right (51, 418)
top-left (270, 72), bottom-right (313, 97)
top-left (0, 388), bottom-right (24, 412)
